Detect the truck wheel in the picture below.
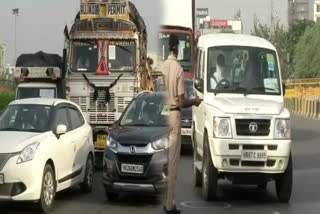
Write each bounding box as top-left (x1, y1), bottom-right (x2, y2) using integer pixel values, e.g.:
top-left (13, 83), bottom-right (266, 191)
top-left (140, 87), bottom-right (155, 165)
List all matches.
top-left (276, 155), bottom-right (293, 203)
top-left (202, 135), bottom-right (218, 201)
top-left (104, 187), bottom-right (119, 202)
top-left (38, 164), bottom-right (56, 213)
top-left (193, 135), bottom-right (202, 187)
top-left (80, 155), bottom-right (94, 193)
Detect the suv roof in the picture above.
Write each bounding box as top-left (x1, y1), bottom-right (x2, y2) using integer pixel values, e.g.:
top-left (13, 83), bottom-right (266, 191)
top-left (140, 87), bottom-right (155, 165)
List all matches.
top-left (198, 33), bottom-right (276, 51)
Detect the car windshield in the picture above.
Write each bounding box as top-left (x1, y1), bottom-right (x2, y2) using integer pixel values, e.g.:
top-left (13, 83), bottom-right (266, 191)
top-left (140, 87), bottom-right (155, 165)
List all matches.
top-left (207, 46), bottom-right (281, 95)
top-left (120, 95), bottom-right (168, 127)
top-left (0, 105), bottom-right (52, 133)
top-left (159, 32), bottom-right (193, 72)
top-left (71, 40), bottom-right (136, 72)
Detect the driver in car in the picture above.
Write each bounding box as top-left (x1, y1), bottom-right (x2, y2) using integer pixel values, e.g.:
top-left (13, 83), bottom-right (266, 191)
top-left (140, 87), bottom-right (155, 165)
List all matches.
top-left (210, 54), bottom-right (229, 89)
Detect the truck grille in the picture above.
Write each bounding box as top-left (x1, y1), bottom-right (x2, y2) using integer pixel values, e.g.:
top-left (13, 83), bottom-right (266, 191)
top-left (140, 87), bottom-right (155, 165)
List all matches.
top-left (235, 119), bottom-right (270, 136)
top-left (70, 96), bottom-right (87, 112)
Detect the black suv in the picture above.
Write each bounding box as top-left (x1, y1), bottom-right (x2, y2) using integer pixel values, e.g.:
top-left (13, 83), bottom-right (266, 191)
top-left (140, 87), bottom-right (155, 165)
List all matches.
top-left (103, 92), bottom-right (168, 200)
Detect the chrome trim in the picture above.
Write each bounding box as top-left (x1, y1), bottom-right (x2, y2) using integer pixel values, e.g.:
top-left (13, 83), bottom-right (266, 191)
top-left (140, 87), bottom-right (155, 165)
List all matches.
top-left (112, 142), bottom-right (164, 154)
top-left (233, 115), bottom-right (273, 120)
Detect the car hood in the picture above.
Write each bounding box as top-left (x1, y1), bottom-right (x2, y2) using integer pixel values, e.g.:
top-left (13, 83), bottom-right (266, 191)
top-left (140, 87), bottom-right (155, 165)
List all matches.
top-left (207, 96), bottom-right (283, 115)
top-left (111, 126), bottom-right (168, 146)
top-left (0, 131), bottom-right (43, 153)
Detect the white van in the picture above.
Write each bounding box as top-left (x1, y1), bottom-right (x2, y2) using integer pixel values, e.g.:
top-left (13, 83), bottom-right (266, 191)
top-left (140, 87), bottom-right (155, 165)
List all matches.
top-left (192, 34), bottom-right (292, 202)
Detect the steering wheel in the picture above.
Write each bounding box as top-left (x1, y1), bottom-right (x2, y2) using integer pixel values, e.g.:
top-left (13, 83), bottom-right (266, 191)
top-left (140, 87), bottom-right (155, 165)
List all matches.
top-left (216, 79), bottom-right (230, 90)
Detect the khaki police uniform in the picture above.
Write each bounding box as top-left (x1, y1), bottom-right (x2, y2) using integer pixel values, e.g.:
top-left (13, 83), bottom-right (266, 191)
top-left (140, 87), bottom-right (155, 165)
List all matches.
top-left (162, 54), bottom-right (184, 210)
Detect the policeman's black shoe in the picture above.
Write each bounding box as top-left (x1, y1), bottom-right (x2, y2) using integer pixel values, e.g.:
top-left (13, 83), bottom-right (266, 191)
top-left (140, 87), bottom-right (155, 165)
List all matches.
top-left (163, 206), bottom-right (181, 214)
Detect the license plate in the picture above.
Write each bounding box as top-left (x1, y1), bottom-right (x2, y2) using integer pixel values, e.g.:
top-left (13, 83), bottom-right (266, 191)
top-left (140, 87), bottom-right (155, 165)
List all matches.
top-left (95, 135), bottom-right (107, 149)
top-left (181, 128), bottom-right (192, 136)
top-left (241, 151), bottom-right (267, 161)
top-left (0, 174), bottom-right (4, 184)
top-left (121, 164), bottom-right (144, 174)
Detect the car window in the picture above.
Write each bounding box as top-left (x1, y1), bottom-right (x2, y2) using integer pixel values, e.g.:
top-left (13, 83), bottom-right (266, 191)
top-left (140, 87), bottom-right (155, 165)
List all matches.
top-left (69, 107), bottom-right (85, 130)
top-left (55, 108), bottom-right (70, 132)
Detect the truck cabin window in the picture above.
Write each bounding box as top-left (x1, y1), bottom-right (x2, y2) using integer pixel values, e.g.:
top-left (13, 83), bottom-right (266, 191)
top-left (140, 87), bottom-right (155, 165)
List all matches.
top-left (159, 32), bottom-right (193, 72)
top-left (71, 41), bottom-right (136, 72)
top-left (207, 46), bottom-right (281, 95)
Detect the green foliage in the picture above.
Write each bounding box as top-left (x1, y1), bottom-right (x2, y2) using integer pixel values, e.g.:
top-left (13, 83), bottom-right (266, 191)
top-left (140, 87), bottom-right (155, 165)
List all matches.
top-left (293, 23), bottom-right (320, 78)
top-left (0, 91), bottom-right (15, 114)
top-left (252, 17), bottom-right (315, 79)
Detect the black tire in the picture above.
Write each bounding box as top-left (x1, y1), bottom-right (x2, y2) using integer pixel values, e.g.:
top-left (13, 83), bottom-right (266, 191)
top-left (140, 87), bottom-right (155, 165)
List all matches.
top-left (202, 135), bottom-right (218, 201)
top-left (104, 187), bottom-right (119, 202)
top-left (257, 182), bottom-right (268, 190)
top-left (38, 164), bottom-right (56, 213)
top-left (80, 154), bottom-right (94, 193)
top-left (192, 128), bottom-right (202, 187)
top-left (276, 154), bottom-right (293, 203)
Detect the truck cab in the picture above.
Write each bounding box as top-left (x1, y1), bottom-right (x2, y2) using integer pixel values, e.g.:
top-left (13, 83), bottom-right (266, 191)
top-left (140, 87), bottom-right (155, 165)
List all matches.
top-left (192, 34), bottom-right (292, 202)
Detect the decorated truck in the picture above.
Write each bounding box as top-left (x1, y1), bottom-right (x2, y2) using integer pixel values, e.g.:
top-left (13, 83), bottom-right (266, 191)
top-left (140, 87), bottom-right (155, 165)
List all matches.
top-left (14, 51), bottom-right (65, 100)
top-left (63, 0), bottom-right (147, 165)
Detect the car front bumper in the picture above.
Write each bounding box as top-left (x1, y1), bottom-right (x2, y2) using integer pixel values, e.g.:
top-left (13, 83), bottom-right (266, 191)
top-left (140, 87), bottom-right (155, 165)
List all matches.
top-left (0, 155), bottom-right (43, 201)
top-left (209, 137), bottom-right (291, 174)
top-left (103, 148), bottom-right (168, 194)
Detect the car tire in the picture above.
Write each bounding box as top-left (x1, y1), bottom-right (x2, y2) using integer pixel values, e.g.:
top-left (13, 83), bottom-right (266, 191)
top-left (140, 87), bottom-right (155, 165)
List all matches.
top-left (257, 182), bottom-right (268, 190)
top-left (38, 164), bottom-right (56, 213)
top-left (276, 154), bottom-right (293, 203)
top-left (193, 128), bottom-right (202, 187)
top-left (80, 154), bottom-right (94, 193)
top-left (202, 134), bottom-right (218, 201)
top-left (104, 187), bottom-right (119, 202)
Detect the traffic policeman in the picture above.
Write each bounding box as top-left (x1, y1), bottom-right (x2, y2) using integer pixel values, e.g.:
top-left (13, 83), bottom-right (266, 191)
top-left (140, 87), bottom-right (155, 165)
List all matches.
top-left (162, 34), bottom-right (202, 214)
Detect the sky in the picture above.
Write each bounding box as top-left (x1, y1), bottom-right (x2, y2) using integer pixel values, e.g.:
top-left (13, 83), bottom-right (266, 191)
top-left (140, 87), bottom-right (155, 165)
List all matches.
top-left (0, 0), bottom-right (314, 65)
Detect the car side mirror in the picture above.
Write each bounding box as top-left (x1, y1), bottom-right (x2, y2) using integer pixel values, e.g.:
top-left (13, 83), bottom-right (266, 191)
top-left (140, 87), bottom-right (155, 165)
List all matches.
top-left (113, 120), bottom-right (120, 127)
top-left (194, 79), bottom-right (204, 93)
top-left (282, 83), bottom-right (286, 96)
top-left (56, 124), bottom-right (67, 139)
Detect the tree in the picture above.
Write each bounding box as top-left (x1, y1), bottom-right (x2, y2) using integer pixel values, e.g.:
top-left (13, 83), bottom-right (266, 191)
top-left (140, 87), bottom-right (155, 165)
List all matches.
top-left (293, 23), bottom-right (320, 78)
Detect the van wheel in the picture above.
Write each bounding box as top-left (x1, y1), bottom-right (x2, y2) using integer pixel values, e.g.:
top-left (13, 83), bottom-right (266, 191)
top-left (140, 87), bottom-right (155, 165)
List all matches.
top-left (38, 164), bottom-right (56, 213)
top-left (80, 155), bottom-right (94, 193)
top-left (104, 187), bottom-right (119, 202)
top-left (276, 155), bottom-right (293, 203)
top-left (202, 135), bottom-right (218, 201)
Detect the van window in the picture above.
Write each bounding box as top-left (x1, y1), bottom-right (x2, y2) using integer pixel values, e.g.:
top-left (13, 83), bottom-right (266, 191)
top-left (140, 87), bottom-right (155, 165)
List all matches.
top-left (207, 46), bottom-right (281, 95)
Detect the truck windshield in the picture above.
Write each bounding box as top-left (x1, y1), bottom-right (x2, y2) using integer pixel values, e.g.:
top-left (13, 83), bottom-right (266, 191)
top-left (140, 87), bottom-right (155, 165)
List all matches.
top-left (17, 88), bottom-right (56, 99)
top-left (160, 32), bottom-right (193, 72)
top-left (207, 46), bottom-right (281, 95)
top-left (71, 40), bottom-right (136, 72)
top-left (120, 95), bottom-right (167, 127)
top-left (0, 105), bottom-right (52, 133)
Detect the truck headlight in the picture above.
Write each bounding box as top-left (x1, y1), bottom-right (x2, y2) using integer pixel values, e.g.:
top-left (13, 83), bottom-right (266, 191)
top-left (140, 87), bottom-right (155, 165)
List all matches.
top-left (107, 137), bottom-right (118, 152)
top-left (275, 119), bottom-right (291, 139)
top-left (17, 142), bottom-right (40, 164)
top-left (152, 138), bottom-right (169, 150)
top-left (213, 117), bottom-right (232, 139)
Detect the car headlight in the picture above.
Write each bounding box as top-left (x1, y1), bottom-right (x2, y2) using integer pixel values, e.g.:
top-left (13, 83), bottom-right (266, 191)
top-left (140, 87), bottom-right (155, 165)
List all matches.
top-left (152, 138), bottom-right (169, 150)
top-left (213, 117), bottom-right (232, 139)
top-left (17, 142), bottom-right (40, 164)
top-left (107, 137), bottom-right (118, 152)
top-left (275, 119), bottom-right (291, 139)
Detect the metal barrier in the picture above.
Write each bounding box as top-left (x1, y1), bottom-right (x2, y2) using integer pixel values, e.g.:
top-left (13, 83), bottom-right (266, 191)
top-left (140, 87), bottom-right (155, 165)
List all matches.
top-left (0, 79), bottom-right (16, 91)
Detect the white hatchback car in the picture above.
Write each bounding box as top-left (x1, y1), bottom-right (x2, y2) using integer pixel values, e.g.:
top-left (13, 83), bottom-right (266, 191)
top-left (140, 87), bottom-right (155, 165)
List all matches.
top-left (0, 98), bottom-right (94, 212)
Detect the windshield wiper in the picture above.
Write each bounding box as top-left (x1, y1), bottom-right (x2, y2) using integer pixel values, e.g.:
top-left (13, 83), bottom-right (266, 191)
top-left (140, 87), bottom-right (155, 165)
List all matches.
top-left (250, 87), bottom-right (277, 93)
top-left (0, 128), bottom-right (22, 131)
